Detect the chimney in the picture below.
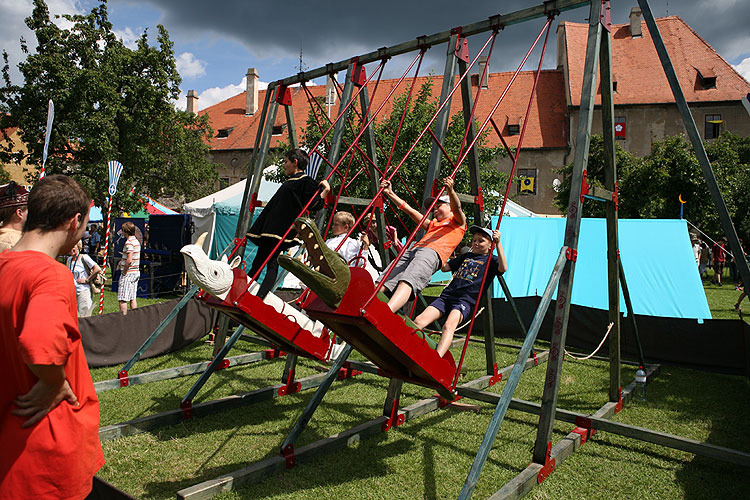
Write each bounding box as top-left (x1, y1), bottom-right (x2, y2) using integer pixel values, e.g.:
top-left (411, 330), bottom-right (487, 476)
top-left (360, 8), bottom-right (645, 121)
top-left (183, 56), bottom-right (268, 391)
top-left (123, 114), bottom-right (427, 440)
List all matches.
top-left (478, 56), bottom-right (489, 88)
top-left (186, 90), bottom-right (198, 113)
top-left (246, 68), bottom-right (259, 115)
top-left (629, 7), bottom-right (642, 38)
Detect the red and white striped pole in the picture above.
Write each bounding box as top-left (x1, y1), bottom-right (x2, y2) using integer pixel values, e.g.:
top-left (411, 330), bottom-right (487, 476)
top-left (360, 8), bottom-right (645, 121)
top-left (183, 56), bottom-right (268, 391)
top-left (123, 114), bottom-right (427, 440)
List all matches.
top-left (97, 160), bottom-right (124, 314)
top-left (97, 196), bottom-right (114, 314)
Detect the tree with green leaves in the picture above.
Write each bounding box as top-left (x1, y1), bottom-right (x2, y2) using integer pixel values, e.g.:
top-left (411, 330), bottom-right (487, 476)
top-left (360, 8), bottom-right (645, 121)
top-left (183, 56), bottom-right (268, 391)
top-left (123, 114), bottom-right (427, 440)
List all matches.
top-left (0, 0), bottom-right (216, 211)
top-left (270, 78), bottom-right (507, 237)
top-left (553, 133), bottom-right (750, 242)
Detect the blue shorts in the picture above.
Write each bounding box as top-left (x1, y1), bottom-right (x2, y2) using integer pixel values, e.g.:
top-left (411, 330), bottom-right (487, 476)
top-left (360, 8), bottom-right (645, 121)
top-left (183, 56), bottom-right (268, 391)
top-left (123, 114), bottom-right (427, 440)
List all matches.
top-left (429, 296), bottom-right (473, 321)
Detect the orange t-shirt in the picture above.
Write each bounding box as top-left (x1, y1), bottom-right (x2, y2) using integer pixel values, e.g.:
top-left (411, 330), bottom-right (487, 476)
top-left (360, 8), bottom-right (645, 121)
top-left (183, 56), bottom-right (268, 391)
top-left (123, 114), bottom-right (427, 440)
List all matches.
top-left (413, 213), bottom-right (467, 264)
top-left (0, 251), bottom-right (104, 500)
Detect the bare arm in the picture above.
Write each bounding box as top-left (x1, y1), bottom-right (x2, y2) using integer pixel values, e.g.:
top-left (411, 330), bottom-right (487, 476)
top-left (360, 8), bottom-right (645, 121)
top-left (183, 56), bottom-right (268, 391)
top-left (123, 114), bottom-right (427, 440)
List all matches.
top-left (443, 177), bottom-right (466, 228)
top-left (493, 230), bottom-right (508, 273)
top-left (380, 180), bottom-right (429, 230)
top-left (11, 364), bottom-right (78, 428)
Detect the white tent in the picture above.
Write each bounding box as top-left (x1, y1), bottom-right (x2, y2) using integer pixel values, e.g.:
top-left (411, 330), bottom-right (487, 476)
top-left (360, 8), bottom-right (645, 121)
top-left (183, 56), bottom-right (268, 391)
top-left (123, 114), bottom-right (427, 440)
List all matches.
top-left (183, 169), bottom-right (281, 255)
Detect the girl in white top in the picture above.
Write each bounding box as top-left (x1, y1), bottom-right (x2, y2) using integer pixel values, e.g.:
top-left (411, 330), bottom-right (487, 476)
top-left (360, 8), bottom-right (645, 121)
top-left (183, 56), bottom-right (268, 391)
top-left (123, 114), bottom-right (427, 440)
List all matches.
top-left (66, 240), bottom-right (103, 317)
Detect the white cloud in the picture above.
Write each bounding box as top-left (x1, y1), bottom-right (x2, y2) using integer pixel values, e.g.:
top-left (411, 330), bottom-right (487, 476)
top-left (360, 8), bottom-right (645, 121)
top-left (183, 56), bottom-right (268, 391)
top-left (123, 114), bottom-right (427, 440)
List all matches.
top-left (174, 76), bottom-right (268, 112)
top-left (175, 52), bottom-right (207, 79)
top-left (733, 56), bottom-right (750, 84)
top-left (113, 27), bottom-right (141, 50)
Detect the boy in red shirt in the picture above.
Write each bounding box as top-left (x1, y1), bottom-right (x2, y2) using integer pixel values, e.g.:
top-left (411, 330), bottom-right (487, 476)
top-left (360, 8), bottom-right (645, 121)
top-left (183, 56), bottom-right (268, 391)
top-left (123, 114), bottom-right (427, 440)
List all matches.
top-left (0, 175), bottom-right (104, 500)
top-left (378, 177), bottom-right (467, 313)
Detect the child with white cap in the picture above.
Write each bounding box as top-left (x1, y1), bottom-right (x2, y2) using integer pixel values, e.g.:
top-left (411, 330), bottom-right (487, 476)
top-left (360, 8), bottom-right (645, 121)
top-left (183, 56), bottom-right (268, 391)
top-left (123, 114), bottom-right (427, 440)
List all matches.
top-left (378, 176), bottom-right (466, 313)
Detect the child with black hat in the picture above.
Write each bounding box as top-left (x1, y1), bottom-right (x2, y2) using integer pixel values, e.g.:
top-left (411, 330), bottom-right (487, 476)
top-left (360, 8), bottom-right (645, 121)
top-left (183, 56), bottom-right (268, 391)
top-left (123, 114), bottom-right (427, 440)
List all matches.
top-left (413, 225), bottom-right (507, 357)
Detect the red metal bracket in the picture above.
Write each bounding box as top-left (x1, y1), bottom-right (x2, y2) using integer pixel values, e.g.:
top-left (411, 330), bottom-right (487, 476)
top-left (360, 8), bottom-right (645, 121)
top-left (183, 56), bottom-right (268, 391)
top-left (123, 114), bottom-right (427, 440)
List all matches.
top-left (275, 84), bottom-right (292, 106)
top-left (532, 351), bottom-right (539, 366)
top-left (372, 196), bottom-right (384, 211)
top-left (337, 362), bottom-right (362, 380)
top-left (574, 415), bottom-right (597, 442)
top-left (601, 1), bottom-right (612, 31)
top-left (438, 393), bottom-right (461, 408)
top-left (351, 57), bottom-right (366, 87)
top-left (181, 399), bottom-right (193, 420)
top-left (474, 186), bottom-right (484, 211)
top-left (281, 444), bottom-right (296, 470)
top-left (612, 182), bottom-right (619, 210)
top-left (278, 368), bottom-right (302, 396)
top-left (616, 249), bottom-right (620, 260)
top-left (614, 386), bottom-right (623, 414)
top-left (455, 36), bottom-right (469, 63)
top-left (565, 247), bottom-right (577, 262)
top-left (263, 348), bottom-right (285, 359)
top-left (213, 358), bottom-right (230, 371)
top-left (536, 441), bottom-right (556, 483)
top-left (382, 397), bottom-right (404, 431)
top-left (249, 192), bottom-right (262, 210)
top-left (488, 363), bottom-right (502, 386)
top-left (118, 370), bottom-right (129, 387)
top-left (580, 169), bottom-right (590, 203)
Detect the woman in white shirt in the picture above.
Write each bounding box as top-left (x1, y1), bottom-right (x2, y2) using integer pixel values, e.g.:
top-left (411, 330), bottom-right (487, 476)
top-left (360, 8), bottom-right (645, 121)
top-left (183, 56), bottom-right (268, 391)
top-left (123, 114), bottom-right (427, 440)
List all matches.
top-left (67, 240), bottom-right (103, 317)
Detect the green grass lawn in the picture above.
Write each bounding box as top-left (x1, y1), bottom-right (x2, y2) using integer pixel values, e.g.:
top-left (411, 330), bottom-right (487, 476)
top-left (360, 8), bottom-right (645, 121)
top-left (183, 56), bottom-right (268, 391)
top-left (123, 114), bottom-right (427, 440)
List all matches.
top-left (92, 273), bottom-right (748, 500)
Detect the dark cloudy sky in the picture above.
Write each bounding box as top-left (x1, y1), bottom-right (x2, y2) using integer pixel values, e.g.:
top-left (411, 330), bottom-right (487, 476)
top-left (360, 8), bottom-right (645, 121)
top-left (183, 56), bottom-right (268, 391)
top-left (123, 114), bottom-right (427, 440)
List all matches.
top-left (2, 0), bottom-right (748, 109)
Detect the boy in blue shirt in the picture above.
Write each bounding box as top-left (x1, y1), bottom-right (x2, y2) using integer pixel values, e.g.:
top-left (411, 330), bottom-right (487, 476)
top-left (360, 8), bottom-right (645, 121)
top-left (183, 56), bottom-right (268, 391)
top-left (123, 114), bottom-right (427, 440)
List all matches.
top-left (413, 225), bottom-right (507, 356)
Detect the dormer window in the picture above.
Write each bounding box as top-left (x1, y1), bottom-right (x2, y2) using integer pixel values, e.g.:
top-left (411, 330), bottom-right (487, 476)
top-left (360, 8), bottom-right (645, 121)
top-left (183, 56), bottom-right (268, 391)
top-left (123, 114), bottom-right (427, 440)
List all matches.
top-left (217, 127), bottom-right (235, 138)
top-left (696, 66), bottom-right (716, 90)
top-left (272, 124), bottom-right (285, 136)
top-left (507, 124), bottom-right (520, 136)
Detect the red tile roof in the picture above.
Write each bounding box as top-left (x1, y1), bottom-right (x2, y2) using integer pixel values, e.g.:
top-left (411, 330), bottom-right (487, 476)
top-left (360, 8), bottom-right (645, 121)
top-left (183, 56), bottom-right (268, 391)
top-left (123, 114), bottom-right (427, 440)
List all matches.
top-left (199, 69), bottom-right (568, 153)
top-left (563, 16), bottom-right (750, 106)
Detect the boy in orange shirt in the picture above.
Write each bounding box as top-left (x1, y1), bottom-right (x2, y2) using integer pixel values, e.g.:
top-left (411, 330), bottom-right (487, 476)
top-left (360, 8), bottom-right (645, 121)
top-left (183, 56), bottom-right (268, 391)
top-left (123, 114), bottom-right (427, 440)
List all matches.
top-left (378, 177), bottom-right (466, 313)
top-left (0, 175), bottom-right (104, 500)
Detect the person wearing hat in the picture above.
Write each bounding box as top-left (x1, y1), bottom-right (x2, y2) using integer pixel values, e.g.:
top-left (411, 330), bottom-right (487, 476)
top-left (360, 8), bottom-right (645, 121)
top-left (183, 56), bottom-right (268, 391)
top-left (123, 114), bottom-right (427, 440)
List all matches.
top-left (378, 176), bottom-right (467, 313)
top-left (413, 225), bottom-right (507, 356)
top-left (0, 175), bottom-right (104, 499)
top-left (0, 181), bottom-right (29, 252)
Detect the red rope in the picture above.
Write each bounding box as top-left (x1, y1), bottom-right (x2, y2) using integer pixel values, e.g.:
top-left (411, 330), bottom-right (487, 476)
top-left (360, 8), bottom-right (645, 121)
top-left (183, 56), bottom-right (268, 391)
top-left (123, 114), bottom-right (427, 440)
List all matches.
top-left (451, 15), bottom-right (554, 389)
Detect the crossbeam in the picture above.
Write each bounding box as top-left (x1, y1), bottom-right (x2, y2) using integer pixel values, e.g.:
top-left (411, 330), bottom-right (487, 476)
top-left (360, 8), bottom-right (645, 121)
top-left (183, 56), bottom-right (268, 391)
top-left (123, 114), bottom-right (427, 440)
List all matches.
top-left (274, 0), bottom-right (589, 88)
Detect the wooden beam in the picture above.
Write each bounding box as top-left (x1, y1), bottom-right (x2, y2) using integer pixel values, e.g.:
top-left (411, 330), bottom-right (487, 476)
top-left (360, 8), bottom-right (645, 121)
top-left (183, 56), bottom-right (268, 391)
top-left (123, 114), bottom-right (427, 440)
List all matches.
top-left (532, 0), bottom-right (602, 465)
top-left (95, 352), bottom-right (266, 393)
top-left (486, 364), bottom-right (661, 500)
top-left (176, 350), bottom-right (550, 500)
top-left (273, 1), bottom-right (590, 88)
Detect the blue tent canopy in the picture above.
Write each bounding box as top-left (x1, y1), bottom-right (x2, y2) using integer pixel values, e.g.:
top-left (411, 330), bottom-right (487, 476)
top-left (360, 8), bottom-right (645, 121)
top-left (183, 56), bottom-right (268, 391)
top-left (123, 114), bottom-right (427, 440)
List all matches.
top-left (487, 217), bottom-right (710, 320)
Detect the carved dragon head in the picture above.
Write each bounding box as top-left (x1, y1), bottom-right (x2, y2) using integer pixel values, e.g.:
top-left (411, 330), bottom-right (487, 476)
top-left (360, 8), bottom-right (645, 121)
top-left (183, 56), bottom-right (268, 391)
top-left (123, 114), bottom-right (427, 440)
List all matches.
top-left (278, 217), bottom-right (351, 307)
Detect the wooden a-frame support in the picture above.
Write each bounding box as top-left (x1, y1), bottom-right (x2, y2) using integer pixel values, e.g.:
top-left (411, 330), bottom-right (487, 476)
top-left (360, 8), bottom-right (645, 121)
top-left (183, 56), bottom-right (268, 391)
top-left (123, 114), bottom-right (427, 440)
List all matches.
top-left (459, 1), bottom-right (750, 499)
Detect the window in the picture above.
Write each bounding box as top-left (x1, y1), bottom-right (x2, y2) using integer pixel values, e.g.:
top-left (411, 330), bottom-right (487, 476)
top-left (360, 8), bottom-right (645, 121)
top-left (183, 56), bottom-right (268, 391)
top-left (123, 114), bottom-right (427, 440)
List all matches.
top-left (705, 114), bottom-right (722, 140)
top-left (517, 168), bottom-right (537, 195)
top-left (271, 124), bottom-right (285, 135)
top-left (612, 81), bottom-right (618, 92)
top-left (219, 177), bottom-right (230, 190)
top-left (217, 127), bottom-right (234, 138)
top-left (697, 67), bottom-right (716, 90)
top-left (507, 124), bottom-right (520, 136)
top-left (614, 116), bottom-right (626, 140)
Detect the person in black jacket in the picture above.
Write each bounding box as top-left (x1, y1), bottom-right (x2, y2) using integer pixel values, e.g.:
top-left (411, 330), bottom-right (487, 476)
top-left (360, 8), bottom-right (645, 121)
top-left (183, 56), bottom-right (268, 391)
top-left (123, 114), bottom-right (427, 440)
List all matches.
top-left (247, 149), bottom-right (330, 298)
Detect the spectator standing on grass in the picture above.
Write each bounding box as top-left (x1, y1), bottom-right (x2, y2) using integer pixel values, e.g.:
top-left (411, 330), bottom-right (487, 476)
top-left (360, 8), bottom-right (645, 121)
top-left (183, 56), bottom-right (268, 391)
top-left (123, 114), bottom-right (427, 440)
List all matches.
top-left (712, 237), bottom-right (727, 286)
top-left (117, 221), bottom-right (141, 315)
top-left (0, 174), bottom-right (104, 499)
top-left (0, 182), bottom-right (29, 252)
top-left (66, 240), bottom-right (103, 317)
